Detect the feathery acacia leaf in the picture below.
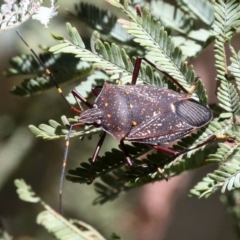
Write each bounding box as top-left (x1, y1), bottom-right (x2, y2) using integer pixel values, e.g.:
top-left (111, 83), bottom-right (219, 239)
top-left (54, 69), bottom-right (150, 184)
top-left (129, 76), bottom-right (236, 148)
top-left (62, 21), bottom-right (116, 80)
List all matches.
top-left (176, 0), bottom-right (214, 25)
top-left (149, 0), bottom-right (195, 34)
top-left (217, 80), bottom-right (240, 114)
top-left (73, 2), bottom-right (129, 43)
top-left (29, 116), bottom-right (101, 140)
top-left (50, 24), bottom-right (137, 85)
top-left (6, 52), bottom-right (92, 97)
top-left (213, 0), bottom-right (240, 81)
top-left (108, 2), bottom-right (209, 102)
top-left (213, 0), bottom-right (240, 116)
top-left (228, 46), bottom-right (240, 92)
top-left (190, 131), bottom-right (240, 197)
top-left (115, 6), bottom-right (195, 91)
top-left (10, 0), bottom-right (240, 207)
top-left (14, 179), bottom-right (106, 240)
top-left (148, 1), bottom-right (213, 57)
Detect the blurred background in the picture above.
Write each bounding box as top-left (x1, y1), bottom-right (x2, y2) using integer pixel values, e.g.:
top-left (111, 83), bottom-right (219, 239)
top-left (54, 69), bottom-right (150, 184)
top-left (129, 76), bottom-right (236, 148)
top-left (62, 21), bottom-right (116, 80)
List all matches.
top-left (0, 0), bottom-right (239, 239)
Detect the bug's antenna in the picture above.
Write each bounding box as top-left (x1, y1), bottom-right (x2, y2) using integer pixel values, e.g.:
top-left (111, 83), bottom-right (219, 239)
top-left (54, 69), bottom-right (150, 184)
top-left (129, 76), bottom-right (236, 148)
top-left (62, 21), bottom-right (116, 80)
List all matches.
top-left (16, 30), bottom-right (84, 214)
top-left (59, 124), bottom-right (73, 214)
top-left (16, 30), bottom-right (81, 114)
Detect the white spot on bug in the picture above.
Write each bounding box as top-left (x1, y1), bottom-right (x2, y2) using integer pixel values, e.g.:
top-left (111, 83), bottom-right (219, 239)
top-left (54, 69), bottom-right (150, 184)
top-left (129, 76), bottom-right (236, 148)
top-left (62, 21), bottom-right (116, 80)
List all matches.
top-left (170, 103), bottom-right (175, 112)
top-left (176, 122), bottom-right (182, 127)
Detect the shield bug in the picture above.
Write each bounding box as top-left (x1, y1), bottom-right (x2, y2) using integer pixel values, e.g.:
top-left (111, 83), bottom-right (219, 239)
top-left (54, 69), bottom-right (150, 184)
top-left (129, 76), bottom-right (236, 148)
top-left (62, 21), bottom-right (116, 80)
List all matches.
top-left (17, 32), bottom-right (214, 212)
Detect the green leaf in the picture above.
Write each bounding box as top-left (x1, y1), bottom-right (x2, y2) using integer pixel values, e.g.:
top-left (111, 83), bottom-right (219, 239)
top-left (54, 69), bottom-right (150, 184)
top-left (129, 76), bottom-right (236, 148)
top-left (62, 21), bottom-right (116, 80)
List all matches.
top-left (29, 116), bottom-right (101, 140)
top-left (176, 0), bottom-right (214, 25)
top-left (6, 52), bottom-right (92, 97)
top-left (14, 179), bottom-right (40, 203)
top-left (15, 179), bottom-right (107, 240)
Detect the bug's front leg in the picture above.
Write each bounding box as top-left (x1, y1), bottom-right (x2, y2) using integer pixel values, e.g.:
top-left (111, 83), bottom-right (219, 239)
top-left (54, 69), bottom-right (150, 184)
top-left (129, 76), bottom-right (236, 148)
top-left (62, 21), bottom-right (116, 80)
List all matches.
top-left (87, 132), bottom-right (107, 183)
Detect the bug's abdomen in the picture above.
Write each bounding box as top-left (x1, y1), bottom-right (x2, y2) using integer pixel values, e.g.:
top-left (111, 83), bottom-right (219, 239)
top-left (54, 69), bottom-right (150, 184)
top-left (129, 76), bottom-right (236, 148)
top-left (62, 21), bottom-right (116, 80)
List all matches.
top-left (95, 83), bottom-right (132, 140)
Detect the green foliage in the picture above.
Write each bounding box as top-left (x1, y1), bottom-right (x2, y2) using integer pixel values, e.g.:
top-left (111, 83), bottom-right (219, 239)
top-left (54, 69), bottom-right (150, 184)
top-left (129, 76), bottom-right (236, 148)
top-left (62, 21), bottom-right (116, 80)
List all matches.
top-left (14, 179), bottom-right (107, 240)
top-left (148, 0), bottom-right (213, 57)
top-left (176, 0), bottom-right (214, 25)
top-left (28, 115), bottom-right (101, 140)
top-left (190, 0), bottom-right (240, 198)
top-left (6, 0), bottom-right (240, 227)
top-left (5, 51), bottom-right (92, 97)
top-left (73, 2), bottom-right (119, 38)
top-left (221, 190), bottom-right (240, 238)
top-left (7, 0), bottom-right (240, 203)
top-left (213, 0), bottom-right (240, 117)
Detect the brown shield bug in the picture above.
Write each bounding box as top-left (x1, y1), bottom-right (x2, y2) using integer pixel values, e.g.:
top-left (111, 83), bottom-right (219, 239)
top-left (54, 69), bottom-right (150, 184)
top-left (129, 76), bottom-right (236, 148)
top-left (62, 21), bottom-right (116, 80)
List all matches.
top-left (17, 32), bottom-right (214, 212)
top-left (73, 57), bottom-right (213, 167)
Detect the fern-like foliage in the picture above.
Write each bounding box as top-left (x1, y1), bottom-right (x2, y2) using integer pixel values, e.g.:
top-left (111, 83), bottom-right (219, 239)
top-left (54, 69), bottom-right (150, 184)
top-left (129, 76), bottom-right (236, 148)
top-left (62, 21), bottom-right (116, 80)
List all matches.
top-left (146, 0), bottom-right (214, 58)
top-left (14, 179), bottom-right (107, 240)
top-left (176, 0), bottom-right (214, 25)
top-left (149, 0), bottom-right (195, 34)
top-left (188, 0), bottom-right (240, 199)
top-left (221, 190), bottom-right (240, 238)
top-left (190, 131), bottom-right (240, 197)
top-left (6, 51), bottom-right (92, 97)
top-left (7, 0), bottom-right (240, 206)
top-left (213, 0), bottom-right (240, 113)
top-left (28, 115), bottom-right (101, 140)
top-left (228, 46), bottom-right (240, 92)
top-left (112, 2), bottom-right (196, 91)
top-left (73, 2), bottom-right (123, 40)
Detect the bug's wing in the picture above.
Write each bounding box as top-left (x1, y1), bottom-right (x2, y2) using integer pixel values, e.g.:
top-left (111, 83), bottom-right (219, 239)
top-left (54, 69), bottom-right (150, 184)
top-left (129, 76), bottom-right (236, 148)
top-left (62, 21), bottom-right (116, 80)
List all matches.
top-left (125, 111), bottom-right (194, 144)
top-left (125, 98), bottom-right (212, 145)
top-left (173, 98), bottom-right (212, 127)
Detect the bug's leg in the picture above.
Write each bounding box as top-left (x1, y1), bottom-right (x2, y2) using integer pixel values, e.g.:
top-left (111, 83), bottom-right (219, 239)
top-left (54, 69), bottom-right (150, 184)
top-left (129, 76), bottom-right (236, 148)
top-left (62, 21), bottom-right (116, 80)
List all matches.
top-left (71, 89), bottom-right (93, 109)
top-left (131, 57), bottom-right (142, 85)
top-left (187, 77), bottom-right (200, 95)
top-left (72, 85), bottom-right (103, 111)
top-left (132, 57), bottom-right (189, 93)
top-left (119, 141), bottom-right (135, 167)
top-left (157, 168), bottom-right (168, 181)
top-left (91, 85), bottom-right (103, 96)
top-left (120, 141), bottom-right (159, 168)
top-left (154, 135), bottom-right (235, 157)
top-left (120, 142), bottom-right (168, 180)
top-left (87, 132), bottom-right (107, 183)
top-left (153, 135), bottom-right (234, 181)
top-left (120, 141), bottom-right (160, 168)
top-left (153, 145), bottom-right (181, 156)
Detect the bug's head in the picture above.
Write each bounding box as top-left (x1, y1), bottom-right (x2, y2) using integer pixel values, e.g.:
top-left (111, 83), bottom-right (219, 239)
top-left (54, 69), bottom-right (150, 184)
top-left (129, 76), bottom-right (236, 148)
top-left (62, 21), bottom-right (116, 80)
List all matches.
top-left (79, 104), bottom-right (102, 125)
